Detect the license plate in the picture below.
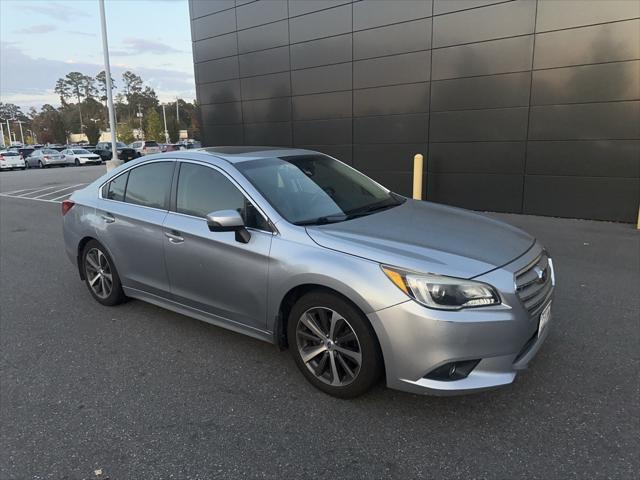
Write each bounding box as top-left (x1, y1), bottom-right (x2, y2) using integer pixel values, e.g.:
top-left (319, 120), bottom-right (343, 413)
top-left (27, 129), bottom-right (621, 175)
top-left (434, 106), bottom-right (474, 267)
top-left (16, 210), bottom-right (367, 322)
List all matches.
top-left (538, 302), bottom-right (551, 336)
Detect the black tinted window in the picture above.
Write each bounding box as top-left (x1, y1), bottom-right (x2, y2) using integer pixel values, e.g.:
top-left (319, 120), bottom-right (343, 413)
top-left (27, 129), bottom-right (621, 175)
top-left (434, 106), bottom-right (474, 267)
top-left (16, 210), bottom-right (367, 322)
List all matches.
top-left (176, 163), bottom-right (268, 230)
top-left (124, 162), bottom-right (173, 209)
top-left (106, 172), bottom-right (128, 201)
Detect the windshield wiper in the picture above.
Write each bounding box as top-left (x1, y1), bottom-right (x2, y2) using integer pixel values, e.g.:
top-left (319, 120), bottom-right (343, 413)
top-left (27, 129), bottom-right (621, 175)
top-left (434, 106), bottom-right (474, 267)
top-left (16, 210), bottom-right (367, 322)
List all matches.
top-left (294, 195), bottom-right (406, 226)
top-left (343, 196), bottom-right (406, 219)
top-left (294, 214), bottom-right (348, 226)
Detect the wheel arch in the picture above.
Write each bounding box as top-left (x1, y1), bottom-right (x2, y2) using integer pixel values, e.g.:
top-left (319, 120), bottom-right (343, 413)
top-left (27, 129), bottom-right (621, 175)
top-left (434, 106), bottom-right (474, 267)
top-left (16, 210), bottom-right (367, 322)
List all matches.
top-left (274, 283), bottom-right (377, 351)
top-left (76, 236), bottom-right (96, 280)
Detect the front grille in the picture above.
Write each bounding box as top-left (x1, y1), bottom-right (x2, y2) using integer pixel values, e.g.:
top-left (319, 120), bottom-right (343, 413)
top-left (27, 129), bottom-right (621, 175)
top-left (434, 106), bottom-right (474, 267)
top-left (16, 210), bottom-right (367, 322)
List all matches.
top-left (515, 253), bottom-right (553, 316)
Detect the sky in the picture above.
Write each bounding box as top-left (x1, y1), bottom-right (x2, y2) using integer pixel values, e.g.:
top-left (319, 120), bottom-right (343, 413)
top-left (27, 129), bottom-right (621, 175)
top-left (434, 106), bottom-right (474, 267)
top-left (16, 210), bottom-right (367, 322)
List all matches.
top-left (0, 0), bottom-right (195, 110)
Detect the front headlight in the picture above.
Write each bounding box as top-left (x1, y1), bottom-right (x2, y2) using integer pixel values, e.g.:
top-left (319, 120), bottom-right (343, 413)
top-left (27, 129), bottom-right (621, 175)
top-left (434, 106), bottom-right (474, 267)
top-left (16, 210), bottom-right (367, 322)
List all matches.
top-left (382, 266), bottom-right (501, 310)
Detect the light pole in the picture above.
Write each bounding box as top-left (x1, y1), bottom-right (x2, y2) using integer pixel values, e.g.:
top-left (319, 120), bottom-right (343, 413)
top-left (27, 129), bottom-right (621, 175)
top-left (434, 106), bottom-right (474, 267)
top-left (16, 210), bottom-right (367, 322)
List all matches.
top-left (137, 104), bottom-right (143, 132)
top-left (176, 96), bottom-right (179, 125)
top-left (15, 120), bottom-right (25, 145)
top-left (162, 104), bottom-right (169, 143)
top-left (0, 121), bottom-right (4, 147)
top-left (28, 129), bottom-right (37, 144)
top-left (5, 119), bottom-right (12, 145)
top-left (99, 0), bottom-right (119, 169)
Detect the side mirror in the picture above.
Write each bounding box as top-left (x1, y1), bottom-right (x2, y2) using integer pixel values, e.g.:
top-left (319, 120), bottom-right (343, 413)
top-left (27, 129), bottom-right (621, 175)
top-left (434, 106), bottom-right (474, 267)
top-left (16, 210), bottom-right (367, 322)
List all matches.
top-left (206, 209), bottom-right (251, 244)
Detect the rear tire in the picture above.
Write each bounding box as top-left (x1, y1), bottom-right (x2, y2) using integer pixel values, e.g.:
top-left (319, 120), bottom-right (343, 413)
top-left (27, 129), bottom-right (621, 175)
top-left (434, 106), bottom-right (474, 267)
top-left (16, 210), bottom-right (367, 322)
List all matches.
top-left (38, 160), bottom-right (44, 169)
top-left (82, 240), bottom-right (127, 306)
top-left (288, 291), bottom-right (383, 398)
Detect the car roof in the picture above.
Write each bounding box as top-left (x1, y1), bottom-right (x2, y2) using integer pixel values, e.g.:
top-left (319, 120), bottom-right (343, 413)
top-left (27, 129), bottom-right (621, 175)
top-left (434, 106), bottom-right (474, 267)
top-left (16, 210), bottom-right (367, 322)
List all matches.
top-left (196, 146), bottom-right (320, 164)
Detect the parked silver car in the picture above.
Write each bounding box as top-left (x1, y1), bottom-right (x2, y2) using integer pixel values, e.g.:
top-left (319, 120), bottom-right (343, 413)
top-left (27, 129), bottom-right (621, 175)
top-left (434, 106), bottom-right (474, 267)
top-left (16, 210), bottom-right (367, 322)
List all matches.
top-left (62, 148), bottom-right (555, 398)
top-left (25, 148), bottom-right (68, 168)
top-left (129, 140), bottom-right (161, 157)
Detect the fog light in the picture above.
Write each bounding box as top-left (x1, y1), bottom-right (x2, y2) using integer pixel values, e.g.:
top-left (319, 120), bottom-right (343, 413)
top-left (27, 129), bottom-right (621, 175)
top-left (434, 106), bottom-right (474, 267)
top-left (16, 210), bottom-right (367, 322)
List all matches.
top-left (424, 359), bottom-right (481, 381)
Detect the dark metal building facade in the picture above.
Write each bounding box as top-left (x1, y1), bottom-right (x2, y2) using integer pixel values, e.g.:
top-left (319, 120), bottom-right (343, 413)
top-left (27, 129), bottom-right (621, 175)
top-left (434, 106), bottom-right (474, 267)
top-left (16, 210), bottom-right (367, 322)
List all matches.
top-left (189, 0), bottom-right (639, 222)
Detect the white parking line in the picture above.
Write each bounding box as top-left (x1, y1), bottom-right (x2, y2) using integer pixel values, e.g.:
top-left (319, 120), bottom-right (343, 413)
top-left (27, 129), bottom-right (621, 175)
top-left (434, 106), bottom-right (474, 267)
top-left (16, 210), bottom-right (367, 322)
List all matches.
top-left (0, 187), bottom-right (42, 195)
top-left (32, 183), bottom-right (86, 199)
top-left (0, 183), bottom-right (88, 204)
top-left (0, 193), bottom-right (58, 203)
top-left (51, 192), bottom-right (74, 201)
top-left (15, 185), bottom-right (60, 197)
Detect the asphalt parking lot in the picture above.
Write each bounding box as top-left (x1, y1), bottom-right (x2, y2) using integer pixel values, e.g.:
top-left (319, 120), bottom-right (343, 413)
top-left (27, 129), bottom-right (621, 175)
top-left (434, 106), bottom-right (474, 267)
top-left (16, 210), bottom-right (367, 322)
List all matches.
top-left (1, 166), bottom-right (638, 479)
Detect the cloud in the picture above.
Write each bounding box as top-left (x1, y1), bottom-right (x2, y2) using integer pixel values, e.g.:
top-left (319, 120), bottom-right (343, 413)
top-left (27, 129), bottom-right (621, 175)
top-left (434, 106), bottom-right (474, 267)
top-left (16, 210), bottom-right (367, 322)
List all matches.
top-left (0, 42), bottom-right (195, 109)
top-left (13, 24), bottom-right (57, 34)
top-left (121, 37), bottom-right (184, 55)
top-left (22, 2), bottom-right (90, 21)
top-left (67, 30), bottom-right (96, 37)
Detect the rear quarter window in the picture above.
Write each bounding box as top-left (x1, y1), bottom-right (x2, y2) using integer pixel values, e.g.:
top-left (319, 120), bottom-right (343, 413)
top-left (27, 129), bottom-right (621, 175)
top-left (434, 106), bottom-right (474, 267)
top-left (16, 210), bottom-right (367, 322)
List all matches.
top-left (106, 172), bottom-right (129, 202)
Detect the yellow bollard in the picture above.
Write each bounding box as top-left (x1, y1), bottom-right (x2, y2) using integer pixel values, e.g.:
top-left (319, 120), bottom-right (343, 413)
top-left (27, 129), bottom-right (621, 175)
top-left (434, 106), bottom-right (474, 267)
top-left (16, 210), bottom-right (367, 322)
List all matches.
top-left (412, 153), bottom-right (423, 200)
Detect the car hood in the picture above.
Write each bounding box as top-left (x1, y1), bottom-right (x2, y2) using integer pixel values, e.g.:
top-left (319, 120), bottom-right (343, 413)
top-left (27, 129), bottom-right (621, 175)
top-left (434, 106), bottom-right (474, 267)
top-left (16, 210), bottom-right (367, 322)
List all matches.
top-left (305, 199), bottom-right (534, 279)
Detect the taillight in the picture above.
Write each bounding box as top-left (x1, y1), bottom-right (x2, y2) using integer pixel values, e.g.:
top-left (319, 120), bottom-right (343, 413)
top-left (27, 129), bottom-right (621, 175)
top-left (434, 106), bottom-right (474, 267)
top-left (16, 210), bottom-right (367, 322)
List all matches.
top-left (61, 199), bottom-right (75, 216)
top-left (0, 155), bottom-right (4, 161)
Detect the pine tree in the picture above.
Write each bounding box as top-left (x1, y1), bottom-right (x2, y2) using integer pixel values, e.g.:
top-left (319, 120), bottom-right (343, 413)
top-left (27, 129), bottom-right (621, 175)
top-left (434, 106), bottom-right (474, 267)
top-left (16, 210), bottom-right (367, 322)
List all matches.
top-left (144, 108), bottom-right (163, 141)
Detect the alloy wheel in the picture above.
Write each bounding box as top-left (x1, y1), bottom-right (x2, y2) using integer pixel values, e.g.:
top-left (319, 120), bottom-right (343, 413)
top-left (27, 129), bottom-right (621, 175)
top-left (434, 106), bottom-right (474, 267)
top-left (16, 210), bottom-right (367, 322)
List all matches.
top-left (296, 307), bottom-right (362, 387)
top-left (85, 248), bottom-right (113, 299)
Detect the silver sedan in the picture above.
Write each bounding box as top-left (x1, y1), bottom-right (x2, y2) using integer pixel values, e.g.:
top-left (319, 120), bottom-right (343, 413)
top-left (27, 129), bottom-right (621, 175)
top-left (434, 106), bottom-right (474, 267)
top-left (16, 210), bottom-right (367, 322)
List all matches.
top-left (62, 148), bottom-right (555, 398)
top-left (25, 148), bottom-right (68, 168)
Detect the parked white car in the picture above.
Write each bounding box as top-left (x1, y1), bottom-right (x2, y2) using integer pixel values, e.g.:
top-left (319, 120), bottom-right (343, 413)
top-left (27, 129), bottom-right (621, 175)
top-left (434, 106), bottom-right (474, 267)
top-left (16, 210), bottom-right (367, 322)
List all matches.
top-left (0, 150), bottom-right (26, 170)
top-left (61, 148), bottom-right (102, 166)
top-left (130, 140), bottom-right (161, 157)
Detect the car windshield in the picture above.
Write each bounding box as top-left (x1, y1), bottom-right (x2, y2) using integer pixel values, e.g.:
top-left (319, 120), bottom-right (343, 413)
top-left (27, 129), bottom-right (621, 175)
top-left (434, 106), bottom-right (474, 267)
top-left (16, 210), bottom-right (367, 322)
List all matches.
top-left (236, 154), bottom-right (405, 225)
top-left (73, 149), bottom-right (90, 154)
top-left (1, 151), bottom-right (19, 156)
top-left (42, 149), bottom-right (58, 154)
top-left (145, 141), bottom-right (159, 147)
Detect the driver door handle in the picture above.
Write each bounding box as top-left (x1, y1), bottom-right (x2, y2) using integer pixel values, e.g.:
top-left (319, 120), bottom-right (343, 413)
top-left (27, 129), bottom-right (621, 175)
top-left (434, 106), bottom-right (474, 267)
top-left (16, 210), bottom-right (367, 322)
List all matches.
top-left (165, 230), bottom-right (184, 244)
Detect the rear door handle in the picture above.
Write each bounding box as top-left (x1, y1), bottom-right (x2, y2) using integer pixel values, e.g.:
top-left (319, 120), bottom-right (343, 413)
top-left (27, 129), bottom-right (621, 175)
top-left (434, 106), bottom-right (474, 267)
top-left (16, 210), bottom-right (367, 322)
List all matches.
top-left (101, 213), bottom-right (115, 223)
top-left (165, 230), bottom-right (184, 244)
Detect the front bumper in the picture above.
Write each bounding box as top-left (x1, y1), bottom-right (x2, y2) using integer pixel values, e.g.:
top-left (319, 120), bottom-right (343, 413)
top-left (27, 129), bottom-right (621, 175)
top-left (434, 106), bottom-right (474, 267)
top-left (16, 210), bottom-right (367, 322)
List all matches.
top-left (368, 242), bottom-right (554, 395)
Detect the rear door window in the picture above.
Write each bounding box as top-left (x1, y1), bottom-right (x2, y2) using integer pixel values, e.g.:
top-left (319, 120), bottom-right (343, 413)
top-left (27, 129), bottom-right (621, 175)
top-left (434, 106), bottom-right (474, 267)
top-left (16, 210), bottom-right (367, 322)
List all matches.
top-left (124, 161), bottom-right (174, 210)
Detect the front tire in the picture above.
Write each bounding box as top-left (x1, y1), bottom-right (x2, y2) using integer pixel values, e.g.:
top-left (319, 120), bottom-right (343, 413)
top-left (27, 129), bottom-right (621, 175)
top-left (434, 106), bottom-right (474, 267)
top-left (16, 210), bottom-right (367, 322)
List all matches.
top-left (75, 159), bottom-right (80, 166)
top-left (288, 291), bottom-right (383, 398)
top-left (82, 240), bottom-right (126, 306)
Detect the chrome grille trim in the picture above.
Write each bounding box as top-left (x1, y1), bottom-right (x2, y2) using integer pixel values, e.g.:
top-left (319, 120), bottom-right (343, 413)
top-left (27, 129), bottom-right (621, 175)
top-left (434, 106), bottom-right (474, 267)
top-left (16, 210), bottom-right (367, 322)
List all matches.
top-left (515, 252), bottom-right (553, 317)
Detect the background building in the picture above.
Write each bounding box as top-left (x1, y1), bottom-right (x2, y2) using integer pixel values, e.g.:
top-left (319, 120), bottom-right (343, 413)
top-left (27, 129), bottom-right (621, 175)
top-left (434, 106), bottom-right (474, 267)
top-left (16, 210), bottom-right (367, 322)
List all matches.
top-left (188, 0), bottom-right (639, 222)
